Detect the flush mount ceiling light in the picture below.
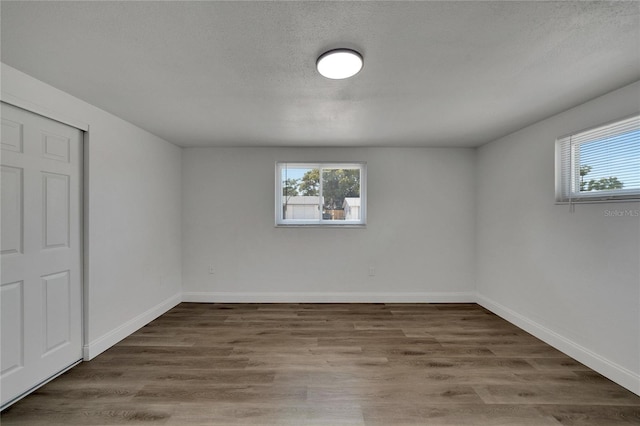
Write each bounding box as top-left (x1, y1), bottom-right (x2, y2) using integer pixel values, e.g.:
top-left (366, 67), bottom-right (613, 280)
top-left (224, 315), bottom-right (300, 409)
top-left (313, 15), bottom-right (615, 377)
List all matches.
top-left (316, 49), bottom-right (363, 79)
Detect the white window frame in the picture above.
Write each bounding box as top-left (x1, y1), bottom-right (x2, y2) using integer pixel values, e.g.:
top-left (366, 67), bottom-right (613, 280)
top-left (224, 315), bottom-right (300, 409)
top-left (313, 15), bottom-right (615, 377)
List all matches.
top-left (555, 114), bottom-right (640, 203)
top-left (275, 162), bottom-right (367, 227)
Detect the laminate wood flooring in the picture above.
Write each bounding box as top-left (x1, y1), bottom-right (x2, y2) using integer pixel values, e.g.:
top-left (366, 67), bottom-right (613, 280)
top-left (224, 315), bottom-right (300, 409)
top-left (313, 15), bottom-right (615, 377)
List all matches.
top-left (2, 303), bottom-right (639, 425)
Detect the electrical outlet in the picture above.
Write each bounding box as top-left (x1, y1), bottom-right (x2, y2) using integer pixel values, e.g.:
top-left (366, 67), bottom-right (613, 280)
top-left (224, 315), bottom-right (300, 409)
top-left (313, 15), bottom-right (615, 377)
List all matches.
top-left (368, 266), bottom-right (375, 277)
top-left (209, 265), bottom-right (215, 274)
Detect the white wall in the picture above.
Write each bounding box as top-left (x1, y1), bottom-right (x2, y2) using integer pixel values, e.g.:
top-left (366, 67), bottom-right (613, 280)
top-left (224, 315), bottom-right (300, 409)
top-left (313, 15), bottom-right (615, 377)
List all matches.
top-left (1, 64), bottom-right (183, 359)
top-left (476, 81), bottom-right (640, 394)
top-left (182, 147), bottom-right (476, 302)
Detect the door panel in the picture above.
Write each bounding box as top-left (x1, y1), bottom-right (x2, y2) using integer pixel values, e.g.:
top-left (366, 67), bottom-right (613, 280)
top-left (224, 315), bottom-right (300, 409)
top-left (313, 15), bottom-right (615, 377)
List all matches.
top-left (1, 165), bottom-right (23, 255)
top-left (42, 270), bottom-right (71, 354)
top-left (0, 102), bottom-right (82, 408)
top-left (42, 132), bottom-right (71, 163)
top-left (0, 281), bottom-right (24, 376)
top-left (1, 118), bottom-right (23, 152)
top-left (43, 172), bottom-right (70, 249)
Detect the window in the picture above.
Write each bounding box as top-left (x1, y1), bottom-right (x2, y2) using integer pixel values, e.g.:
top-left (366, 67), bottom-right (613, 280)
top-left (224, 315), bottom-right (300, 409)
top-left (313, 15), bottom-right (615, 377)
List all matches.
top-left (276, 162), bottom-right (366, 226)
top-left (556, 114), bottom-right (640, 202)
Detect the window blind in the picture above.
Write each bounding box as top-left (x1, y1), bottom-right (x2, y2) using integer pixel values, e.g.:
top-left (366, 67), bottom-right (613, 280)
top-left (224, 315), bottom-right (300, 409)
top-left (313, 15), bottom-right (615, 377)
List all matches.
top-left (556, 114), bottom-right (640, 202)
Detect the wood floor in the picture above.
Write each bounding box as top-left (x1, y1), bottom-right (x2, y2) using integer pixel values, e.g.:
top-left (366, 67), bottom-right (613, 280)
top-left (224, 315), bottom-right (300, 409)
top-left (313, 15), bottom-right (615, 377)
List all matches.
top-left (2, 303), bottom-right (639, 425)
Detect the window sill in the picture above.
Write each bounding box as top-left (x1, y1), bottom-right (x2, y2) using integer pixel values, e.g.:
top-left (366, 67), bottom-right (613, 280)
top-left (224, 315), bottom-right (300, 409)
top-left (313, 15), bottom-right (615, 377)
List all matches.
top-left (275, 224), bottom-right (367, 229)
top-left (555, 198), bottom-right (640, 205)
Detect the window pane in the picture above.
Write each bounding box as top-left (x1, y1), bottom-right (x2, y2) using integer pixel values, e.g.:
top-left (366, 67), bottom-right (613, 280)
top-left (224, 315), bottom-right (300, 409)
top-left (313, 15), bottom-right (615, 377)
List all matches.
top-left (321, 168), bottom-right (361, 221)
top-left (276, 162), bottom-right (366, 225)
top-left (578, 129), bottom-right (640, 194)
top-left (281, 166), bottom-right (320, 220)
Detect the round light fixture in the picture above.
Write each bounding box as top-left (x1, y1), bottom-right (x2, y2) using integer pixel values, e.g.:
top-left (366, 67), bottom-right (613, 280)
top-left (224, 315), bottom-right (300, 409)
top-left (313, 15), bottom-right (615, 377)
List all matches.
top-left (316, 49), bottom-right (363, 79)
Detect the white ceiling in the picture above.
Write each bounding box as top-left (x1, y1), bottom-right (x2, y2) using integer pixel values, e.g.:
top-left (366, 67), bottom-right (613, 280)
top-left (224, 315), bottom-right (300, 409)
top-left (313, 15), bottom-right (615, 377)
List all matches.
top-left (2, 1), bottom-right (639, 148)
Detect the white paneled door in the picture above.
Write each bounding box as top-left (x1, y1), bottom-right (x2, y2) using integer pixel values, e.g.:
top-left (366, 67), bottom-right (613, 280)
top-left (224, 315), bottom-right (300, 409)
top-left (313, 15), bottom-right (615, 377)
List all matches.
top-left (1, 103), bottom-right (83, 408)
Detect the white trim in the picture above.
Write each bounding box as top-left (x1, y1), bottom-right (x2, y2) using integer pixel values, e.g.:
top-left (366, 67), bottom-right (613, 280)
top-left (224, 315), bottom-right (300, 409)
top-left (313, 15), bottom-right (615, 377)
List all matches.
top-left (1, 91), bottom-right (89, 131)
top-left (82, 293), bottom-right (181, 360)
top-left (182, 291), bottom-right (475, 303)
top-left (476, 293), bottom-right (640, 396)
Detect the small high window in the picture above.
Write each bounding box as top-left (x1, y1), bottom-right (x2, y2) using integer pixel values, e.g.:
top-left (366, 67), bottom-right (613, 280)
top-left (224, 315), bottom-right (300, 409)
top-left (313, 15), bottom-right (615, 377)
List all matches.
top-left (556, 115), bottom-right (640, 202)
top-left (276, 162), bottom-right (366, 226)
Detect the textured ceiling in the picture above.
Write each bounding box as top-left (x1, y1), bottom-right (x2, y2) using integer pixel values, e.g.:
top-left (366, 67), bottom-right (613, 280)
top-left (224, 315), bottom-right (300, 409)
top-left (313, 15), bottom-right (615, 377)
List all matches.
top-left (1, 1), bottom-right (639, 147)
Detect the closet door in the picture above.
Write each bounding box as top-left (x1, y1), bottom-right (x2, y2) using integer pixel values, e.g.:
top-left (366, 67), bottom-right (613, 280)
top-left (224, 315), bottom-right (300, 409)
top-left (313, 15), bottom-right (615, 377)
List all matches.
top-left (1, 102), bottom-right (83, 408)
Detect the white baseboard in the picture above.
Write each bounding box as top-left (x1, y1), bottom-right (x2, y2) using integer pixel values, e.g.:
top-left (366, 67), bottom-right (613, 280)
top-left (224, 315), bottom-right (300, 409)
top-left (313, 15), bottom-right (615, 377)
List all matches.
top-left (182, 291), bottom-right (476, 303)
top-left (83, 293), bottom-right (181, 360)
top-left (477, 293), bottom-right (640, 396)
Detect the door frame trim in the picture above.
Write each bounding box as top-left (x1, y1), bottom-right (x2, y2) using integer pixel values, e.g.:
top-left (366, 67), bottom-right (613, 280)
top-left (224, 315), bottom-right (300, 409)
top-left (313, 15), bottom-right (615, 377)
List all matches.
top-left (1, 92), bottom-right (88, 131)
